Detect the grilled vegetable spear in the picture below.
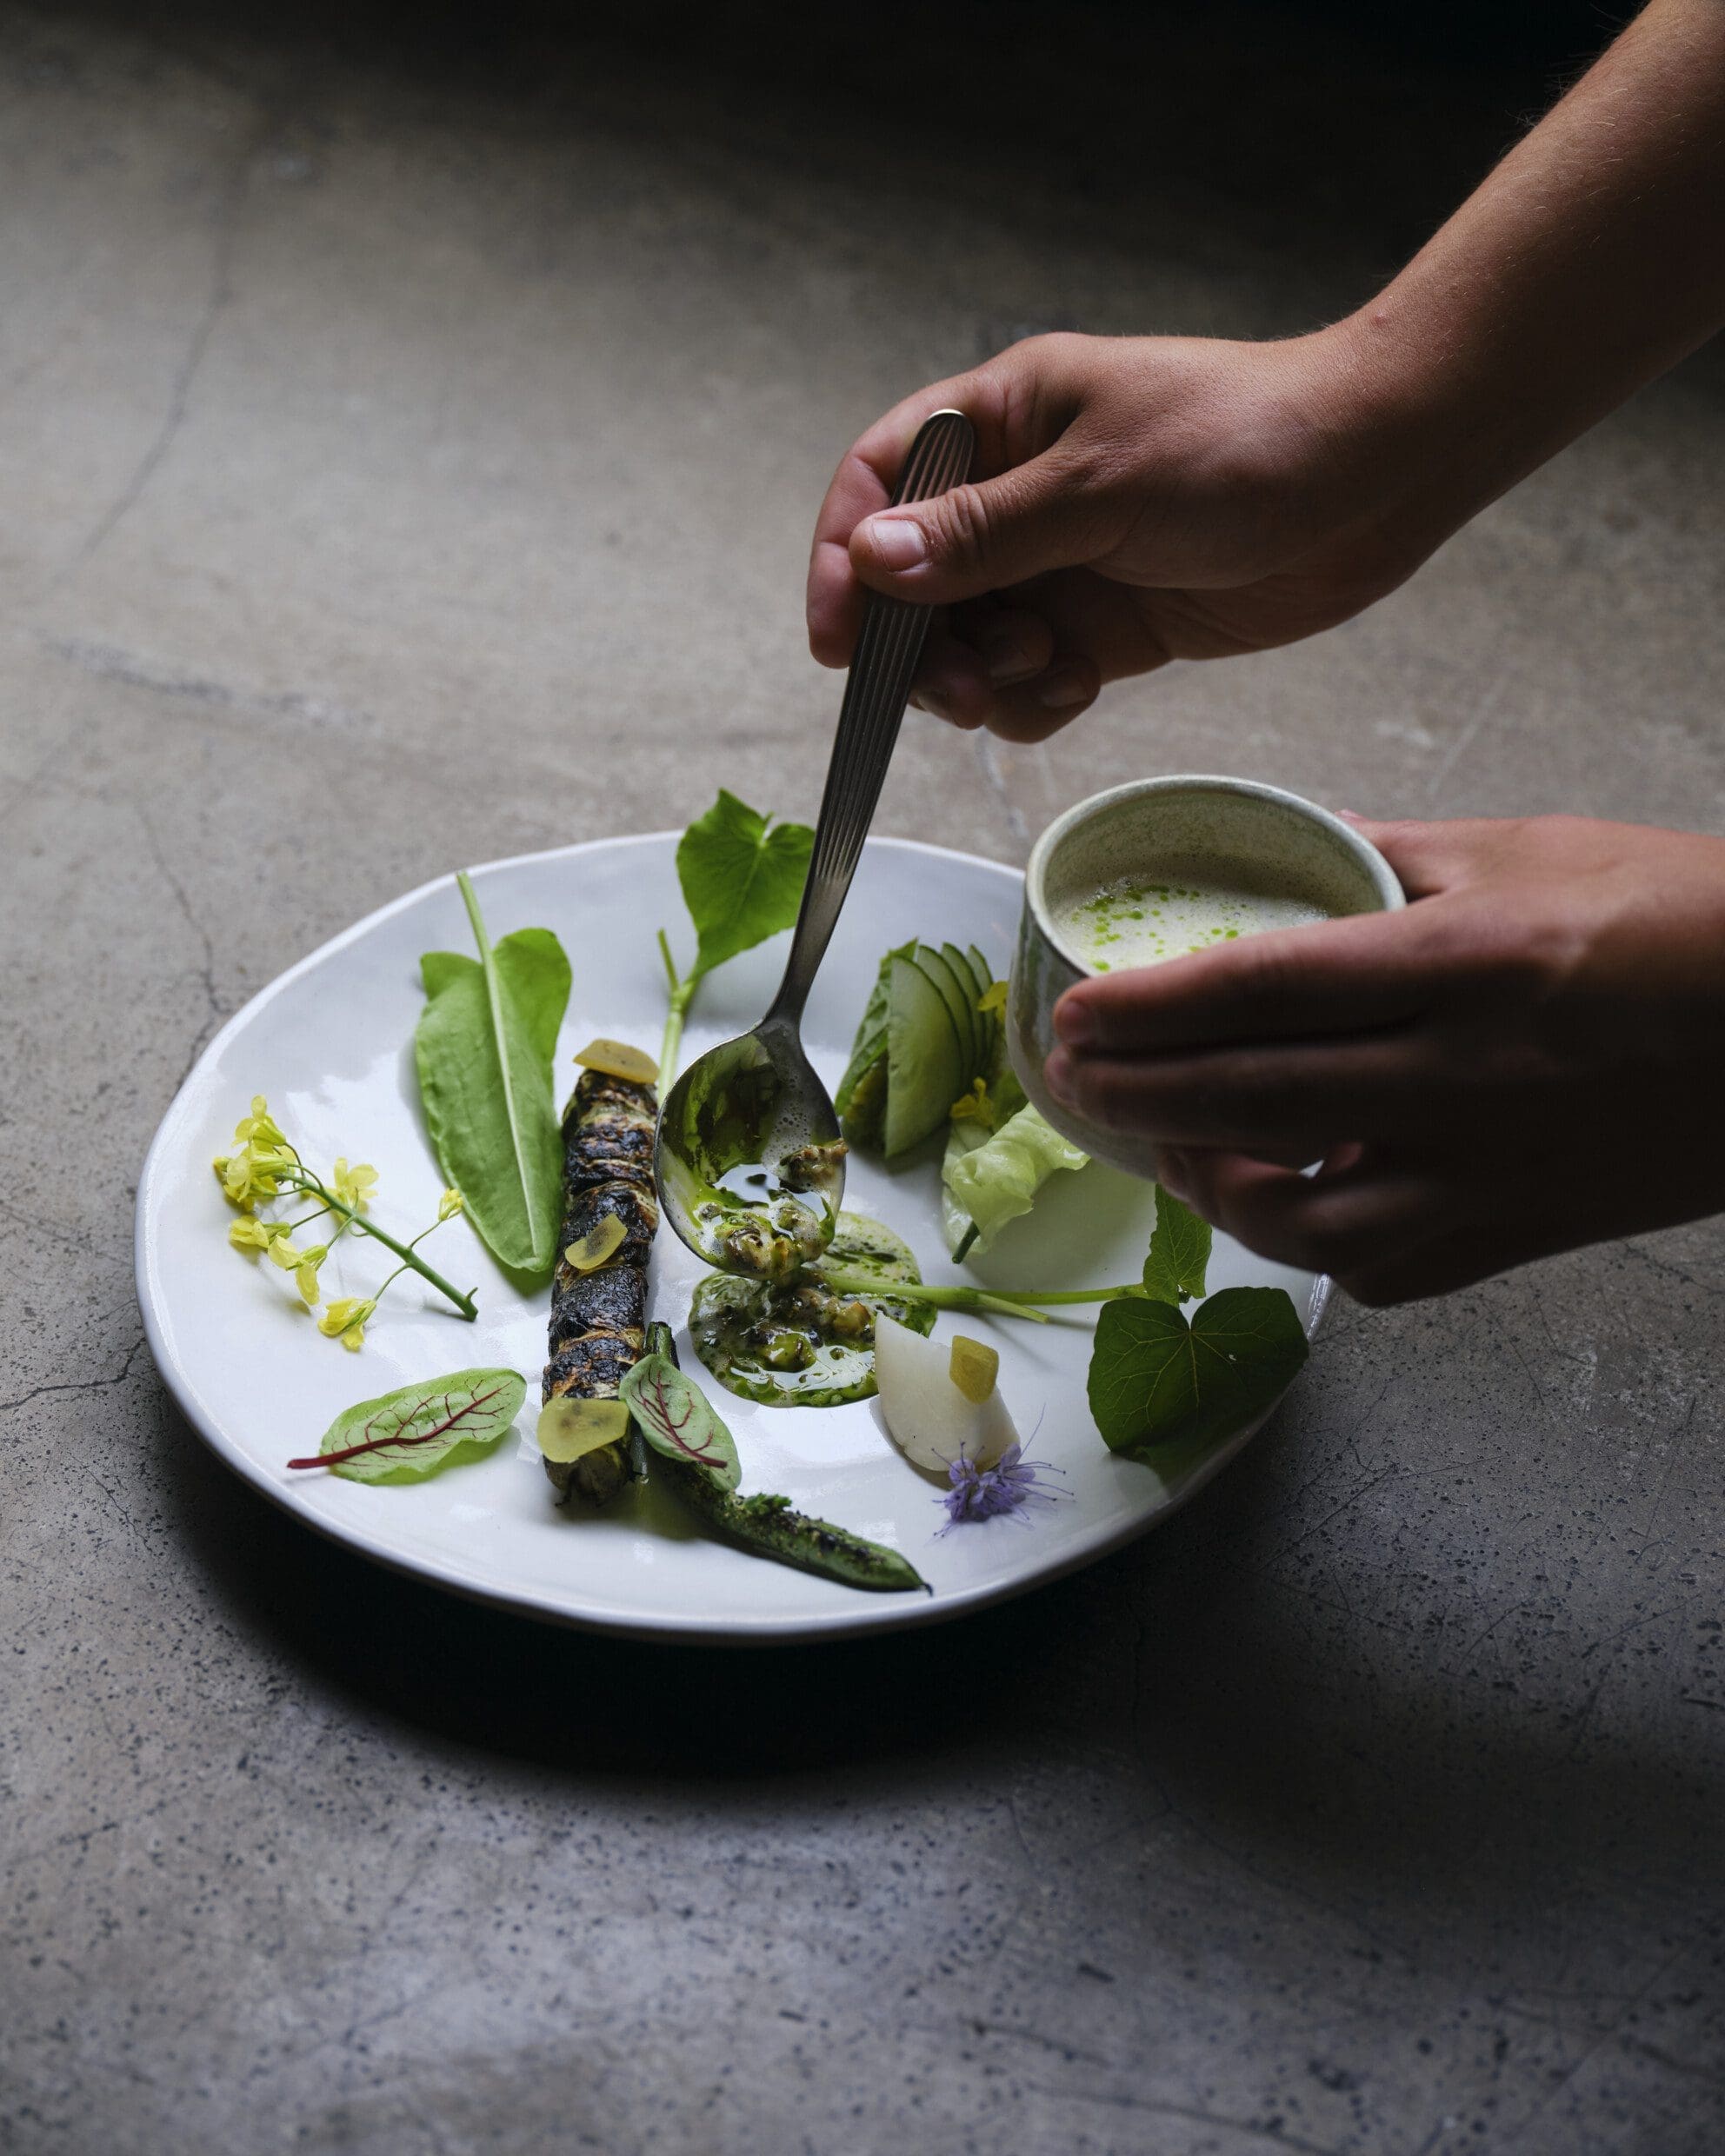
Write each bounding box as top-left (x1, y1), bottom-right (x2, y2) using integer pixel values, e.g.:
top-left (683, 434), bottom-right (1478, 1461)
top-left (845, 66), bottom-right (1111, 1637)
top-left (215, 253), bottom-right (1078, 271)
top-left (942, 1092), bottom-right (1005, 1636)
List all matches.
top-left (538, 1058), bottom-right (659, 1505)
top-left (636, 1324), bottom-right (927, 1594)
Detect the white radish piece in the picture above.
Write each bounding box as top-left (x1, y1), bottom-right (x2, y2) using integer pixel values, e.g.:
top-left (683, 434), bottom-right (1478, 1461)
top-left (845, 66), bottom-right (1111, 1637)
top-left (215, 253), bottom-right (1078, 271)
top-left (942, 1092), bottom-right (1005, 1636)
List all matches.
top-left (874, 1314), bottom-right (1018, 1474)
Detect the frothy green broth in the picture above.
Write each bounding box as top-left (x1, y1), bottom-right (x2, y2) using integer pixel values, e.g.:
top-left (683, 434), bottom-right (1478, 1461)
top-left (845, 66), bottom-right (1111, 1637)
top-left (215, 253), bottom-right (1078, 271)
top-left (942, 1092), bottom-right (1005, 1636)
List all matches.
top-left (1057, 867), bottom-right (1328, 972)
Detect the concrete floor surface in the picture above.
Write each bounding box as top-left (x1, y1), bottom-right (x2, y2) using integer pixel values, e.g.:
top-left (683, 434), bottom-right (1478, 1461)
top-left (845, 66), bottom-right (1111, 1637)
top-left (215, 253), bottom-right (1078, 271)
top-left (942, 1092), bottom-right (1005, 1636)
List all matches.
top-left (3, 4), bottom-right (1723, 2151)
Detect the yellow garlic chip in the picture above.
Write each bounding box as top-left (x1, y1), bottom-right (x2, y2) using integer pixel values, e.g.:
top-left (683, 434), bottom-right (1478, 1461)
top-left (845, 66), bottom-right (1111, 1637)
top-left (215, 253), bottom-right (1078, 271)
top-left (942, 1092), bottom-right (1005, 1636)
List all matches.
top-left (575, 1037), bottom-right (660, 1086)
top-left (949, 1334), bottom-right (1000, 1405)
top-left (563, 1214), bottom-right (627, 1272)
top-left (536, 1395), bottom-right (630, 1464)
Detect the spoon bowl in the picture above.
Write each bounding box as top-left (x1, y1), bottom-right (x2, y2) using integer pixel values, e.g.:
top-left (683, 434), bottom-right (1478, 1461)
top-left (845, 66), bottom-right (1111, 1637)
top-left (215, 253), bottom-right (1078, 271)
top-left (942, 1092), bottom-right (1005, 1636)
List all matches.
top-left (656, 1018), bottom-right (845, 1281)
top-left (654, 408), bottom-right (976, 1276)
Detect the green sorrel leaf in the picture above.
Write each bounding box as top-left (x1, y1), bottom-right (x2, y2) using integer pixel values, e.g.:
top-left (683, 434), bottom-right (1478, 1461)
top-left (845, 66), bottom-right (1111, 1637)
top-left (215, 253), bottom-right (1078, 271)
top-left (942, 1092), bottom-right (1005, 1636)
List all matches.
top-left (416, 874), bottom-right (570, 1276)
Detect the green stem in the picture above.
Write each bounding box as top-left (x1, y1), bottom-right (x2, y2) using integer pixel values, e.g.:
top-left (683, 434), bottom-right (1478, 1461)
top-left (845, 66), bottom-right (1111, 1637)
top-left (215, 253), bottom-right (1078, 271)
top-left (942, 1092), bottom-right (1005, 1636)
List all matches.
top-left (277, 1169), bottom-right (477, 1321)
top-left (658, 947), bottom-right (705, 1088)
top-left (820, 1270), bottom-right (1059, 1325)
top-left (976, 1286), bottom-right (1141, 1305)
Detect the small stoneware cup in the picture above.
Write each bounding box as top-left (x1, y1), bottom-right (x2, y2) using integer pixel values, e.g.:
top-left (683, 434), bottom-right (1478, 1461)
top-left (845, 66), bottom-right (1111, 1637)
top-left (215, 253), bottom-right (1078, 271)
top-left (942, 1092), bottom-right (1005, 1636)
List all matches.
top-left (1009, 775), bottom-right (1406, 1179)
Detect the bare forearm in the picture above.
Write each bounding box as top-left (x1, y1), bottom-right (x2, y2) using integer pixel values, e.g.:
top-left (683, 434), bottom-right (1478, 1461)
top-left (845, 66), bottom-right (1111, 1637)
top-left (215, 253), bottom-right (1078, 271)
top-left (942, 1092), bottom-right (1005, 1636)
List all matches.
top-left (1339, 0), bottom-right (1725, 537)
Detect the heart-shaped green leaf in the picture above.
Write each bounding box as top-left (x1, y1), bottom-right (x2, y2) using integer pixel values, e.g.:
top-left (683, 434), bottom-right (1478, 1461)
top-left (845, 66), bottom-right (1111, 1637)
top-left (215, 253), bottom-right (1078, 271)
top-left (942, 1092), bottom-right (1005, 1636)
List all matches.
top-left (676, 790), bottom-right (814, 977)
top-left (1088, 1286), bottom-right (1308, 1453)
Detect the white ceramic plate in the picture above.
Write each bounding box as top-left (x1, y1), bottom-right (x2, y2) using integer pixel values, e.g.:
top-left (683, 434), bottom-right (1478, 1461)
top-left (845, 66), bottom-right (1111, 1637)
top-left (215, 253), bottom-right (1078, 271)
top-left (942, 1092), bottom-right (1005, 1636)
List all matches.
top-left (137, 835), bottom-right (1323, 1643)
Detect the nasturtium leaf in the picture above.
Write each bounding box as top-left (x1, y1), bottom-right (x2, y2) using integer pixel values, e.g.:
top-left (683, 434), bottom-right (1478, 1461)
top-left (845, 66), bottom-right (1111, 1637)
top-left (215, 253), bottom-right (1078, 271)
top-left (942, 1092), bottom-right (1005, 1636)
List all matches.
top-left (676, 789), bottom-right (815, 978)
top-left (620, 1353), bottom-right (741, 1490)
top-left (416, 875), bottom-right (570, 1278)
top-left (297, 1367), bottom-right (526, 1484)
top-left (1141, 1188), bottom-right (1212, 1305)
top-left (1087, 1286), bottom-right (1309, 1454)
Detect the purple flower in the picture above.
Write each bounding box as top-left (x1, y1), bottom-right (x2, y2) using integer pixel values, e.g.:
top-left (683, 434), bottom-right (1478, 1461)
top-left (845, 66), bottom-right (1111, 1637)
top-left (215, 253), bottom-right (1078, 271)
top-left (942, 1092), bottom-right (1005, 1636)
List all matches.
top-left (935, 1441), bottom-right (1067, 1534)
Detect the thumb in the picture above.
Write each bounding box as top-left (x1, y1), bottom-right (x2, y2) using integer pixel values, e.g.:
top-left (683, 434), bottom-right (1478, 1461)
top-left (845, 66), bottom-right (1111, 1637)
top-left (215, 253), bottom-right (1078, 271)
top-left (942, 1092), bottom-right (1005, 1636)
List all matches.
top-left (849, 450), bottom-right (1102, 603)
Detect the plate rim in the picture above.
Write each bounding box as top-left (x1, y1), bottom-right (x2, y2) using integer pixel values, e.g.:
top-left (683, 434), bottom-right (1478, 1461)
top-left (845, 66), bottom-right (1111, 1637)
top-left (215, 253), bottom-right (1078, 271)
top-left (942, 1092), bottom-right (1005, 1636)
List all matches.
top-left (135, 830), bottom-right (1326, 1647)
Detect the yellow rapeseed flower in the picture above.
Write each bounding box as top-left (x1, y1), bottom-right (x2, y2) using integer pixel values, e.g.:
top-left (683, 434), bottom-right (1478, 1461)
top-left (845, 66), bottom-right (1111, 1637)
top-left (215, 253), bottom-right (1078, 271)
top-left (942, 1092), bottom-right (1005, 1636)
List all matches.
top-left (234, 1096), bottom-right (287, 1150)
top-left (317, 1295), bottom-right (375, 1350)
top-left (437, 1187), bottom-right (465, 1221)
top-left (949, 1078), bottom-right (991, 1123)
top-left (228, 1216), bottom-right (275, 1254)
top-left (293, 1245), bottom-right (329, 1308)
top-left (216, 1142), bottom-right (288, 1212)
top-left (330, 1158), bottom-right (378, 1213)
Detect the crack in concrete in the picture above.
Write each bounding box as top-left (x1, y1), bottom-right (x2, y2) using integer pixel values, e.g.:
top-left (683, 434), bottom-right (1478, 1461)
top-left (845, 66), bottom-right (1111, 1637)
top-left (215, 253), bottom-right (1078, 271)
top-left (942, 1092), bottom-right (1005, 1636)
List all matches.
top-left (53, 110), bottom-right (261, 584)
top-left (1618, 1240), bottom-right (1719, 1296)
top-left (137, 804), bottom-right (227, 1083)
top-left (138, 808), bottom-right (219, 1022)
top-left (1425, 674), bottom-right (1507, 809)
top-left (0, 1331), bottom-right (150, 1418)
top-left (0, 1199), bottom-right (127, 1269)
top-left (1017, 2079), bottom-right (1345, 2153)
top-left (1495, 1941), bottom-right (1690, 2149)
top-left (965, 2018), bottom-right (1111, 2067)
top-left (43, 637), bottom-right (371, 735)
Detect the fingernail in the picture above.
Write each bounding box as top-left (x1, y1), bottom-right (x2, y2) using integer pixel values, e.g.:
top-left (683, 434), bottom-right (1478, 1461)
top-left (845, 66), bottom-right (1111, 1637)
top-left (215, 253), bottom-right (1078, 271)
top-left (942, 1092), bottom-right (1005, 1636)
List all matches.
top-left (1052, 996), bottom-right (1095, 1049)
top-left (862, 514), bottom-right (929, 571)
top-left (1157, 1147), bottom-right (1190, 1200)
top-left (1044, 1046), bottom-right (1077, 1107)
top-left (1039, 667), bottom-right (1090, 711)
top-left (981, 628), bottom-right (1036, 685)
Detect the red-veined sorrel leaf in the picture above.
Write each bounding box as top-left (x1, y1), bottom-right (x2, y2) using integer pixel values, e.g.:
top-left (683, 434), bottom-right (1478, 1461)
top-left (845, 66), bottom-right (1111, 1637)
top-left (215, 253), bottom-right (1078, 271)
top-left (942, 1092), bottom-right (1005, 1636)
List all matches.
top-left (289, 1367), bottom-right (526, 1485)
top-left (620, 1353), bottom-right (740, 1490)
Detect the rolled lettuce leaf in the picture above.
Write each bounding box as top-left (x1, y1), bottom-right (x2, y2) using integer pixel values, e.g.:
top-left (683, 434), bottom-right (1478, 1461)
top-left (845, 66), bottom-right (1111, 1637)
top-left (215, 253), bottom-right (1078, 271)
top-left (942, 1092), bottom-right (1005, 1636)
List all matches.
top-left (942, 1104), bottom-right (1089, 1255)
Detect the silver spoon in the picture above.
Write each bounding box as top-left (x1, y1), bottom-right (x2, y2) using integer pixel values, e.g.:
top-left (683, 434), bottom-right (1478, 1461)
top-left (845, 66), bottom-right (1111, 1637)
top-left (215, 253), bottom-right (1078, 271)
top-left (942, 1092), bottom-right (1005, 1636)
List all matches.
top-left (656, 407), bottom-right (976, 1279)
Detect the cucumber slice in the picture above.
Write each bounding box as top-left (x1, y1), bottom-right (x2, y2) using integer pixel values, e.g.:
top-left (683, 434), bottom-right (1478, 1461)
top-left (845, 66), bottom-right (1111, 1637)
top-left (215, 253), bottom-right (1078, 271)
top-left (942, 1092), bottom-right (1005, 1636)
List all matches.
top-left (943, 941), bottom-right (985, 1002)
top-left (957, 948), bottom-right (996, 1074)
top-left (942, 943), bottom-right (990, 1070)
top-left (884, 952), bottom-right (966, 1155)
top-left (914, 944), bottom-right (978, 1076)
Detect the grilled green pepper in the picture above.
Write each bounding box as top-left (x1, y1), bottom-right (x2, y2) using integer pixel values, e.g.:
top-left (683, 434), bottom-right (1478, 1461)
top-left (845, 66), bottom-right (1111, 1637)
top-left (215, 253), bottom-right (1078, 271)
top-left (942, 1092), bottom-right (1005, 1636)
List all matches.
top-left (640, 1325), bottom-right (926, 1594)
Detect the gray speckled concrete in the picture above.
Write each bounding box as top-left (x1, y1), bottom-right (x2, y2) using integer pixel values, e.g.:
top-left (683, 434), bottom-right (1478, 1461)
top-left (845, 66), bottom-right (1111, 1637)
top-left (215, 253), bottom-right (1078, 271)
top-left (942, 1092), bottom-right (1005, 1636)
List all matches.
top-left (3, 5), bottom-right (1723, 2151)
